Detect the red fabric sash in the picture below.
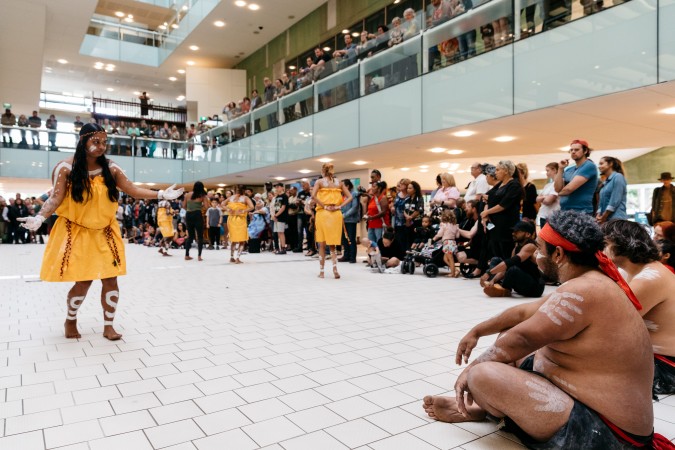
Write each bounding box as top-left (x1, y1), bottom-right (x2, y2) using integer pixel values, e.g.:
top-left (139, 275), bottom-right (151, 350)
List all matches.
top-left (599, 414), bottom-right (675, 449)
top-left (539, 223), bottom-right (642, 310)
top-left (655, 354), bottom-right (675, 369)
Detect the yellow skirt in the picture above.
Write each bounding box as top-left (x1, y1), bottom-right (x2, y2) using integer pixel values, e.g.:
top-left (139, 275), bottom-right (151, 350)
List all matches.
top-left (228, 213), bottom-right (248, 242)
top-left (315, 209), bottom-right (343, 245)
top-left (41, 217), bottom-right (127, 282)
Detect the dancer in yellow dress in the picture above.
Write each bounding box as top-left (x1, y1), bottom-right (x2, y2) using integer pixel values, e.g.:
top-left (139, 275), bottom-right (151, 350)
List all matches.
top-left (311, 163), bottom-right (353, 278)
top-left (19, 123), bottom-right (183, 340)
top-left (224, 185), bottom-right (253, 263)
top-left (157, 200), bottom-right (175, 256)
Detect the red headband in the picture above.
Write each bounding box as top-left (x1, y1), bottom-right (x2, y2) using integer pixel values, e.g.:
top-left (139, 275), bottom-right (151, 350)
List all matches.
top-left (570, 139), bottom-right (589, 148)
top-left (539, 223), bottom-right (642, 310)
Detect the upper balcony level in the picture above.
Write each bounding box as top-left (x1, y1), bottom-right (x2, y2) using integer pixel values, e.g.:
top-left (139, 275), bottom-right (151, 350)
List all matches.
top-left (3, 0), bottom-right (675, 186)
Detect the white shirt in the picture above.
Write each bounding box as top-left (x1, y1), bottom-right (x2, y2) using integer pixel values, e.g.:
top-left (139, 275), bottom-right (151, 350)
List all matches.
top-left (464, 174), bottom-right (489, 201)
top-left (537, 181), bottom-right (560, 220)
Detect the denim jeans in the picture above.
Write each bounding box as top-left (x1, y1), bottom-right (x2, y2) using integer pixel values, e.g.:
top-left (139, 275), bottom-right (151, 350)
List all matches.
top-left (367, 227), bottom-right (383, 243)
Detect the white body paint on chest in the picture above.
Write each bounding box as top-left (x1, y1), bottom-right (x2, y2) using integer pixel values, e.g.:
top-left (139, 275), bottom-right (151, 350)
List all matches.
top-left (538, 292), bottom-right (584, 326)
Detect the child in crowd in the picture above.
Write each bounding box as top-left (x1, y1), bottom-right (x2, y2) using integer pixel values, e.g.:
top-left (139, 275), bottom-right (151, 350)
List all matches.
top-left (433, 210), bottom-right (460, 277)
top-left (206, 199), bottom-right (223, 250)
top-left (411, 216), bottom-right (435, 250)
top-left (361, 237), bottom-right (385, 273)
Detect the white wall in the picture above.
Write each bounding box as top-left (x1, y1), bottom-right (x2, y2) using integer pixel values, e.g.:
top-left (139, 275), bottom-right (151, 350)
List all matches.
top-left (186, 68), bottom-right (247, 120)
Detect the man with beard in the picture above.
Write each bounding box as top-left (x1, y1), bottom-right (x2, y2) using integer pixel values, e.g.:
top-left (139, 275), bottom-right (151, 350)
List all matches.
top-left (422, 210), bottom-right (668, 449)
top-left (603, 220), bottom-right (675, 396)
top-left (480, 220), bottom-right (544, 298)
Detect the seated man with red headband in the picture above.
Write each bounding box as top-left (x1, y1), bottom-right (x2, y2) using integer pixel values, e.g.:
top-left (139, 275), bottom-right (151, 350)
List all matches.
top-left (422, 210), bottom-right (672, 449)
top-left (603, 220), bottom-right (675, 397)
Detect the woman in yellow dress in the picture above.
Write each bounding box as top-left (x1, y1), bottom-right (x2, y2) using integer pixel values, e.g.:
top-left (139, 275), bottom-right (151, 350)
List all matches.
top-left (224, 185), bottom-right (253, 263)
top-left (19, 123), bottom-right (183, 341)
top-left (311, 163), bottom-right (353, 278)
top-left (157, 200), bottom-right (175, 256)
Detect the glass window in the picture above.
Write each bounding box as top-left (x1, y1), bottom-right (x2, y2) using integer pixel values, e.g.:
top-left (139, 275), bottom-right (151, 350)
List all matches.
top-left (365, 9), bottom-right (386, 33)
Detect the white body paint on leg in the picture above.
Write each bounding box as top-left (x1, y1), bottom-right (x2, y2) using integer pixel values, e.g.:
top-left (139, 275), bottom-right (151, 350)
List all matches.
top-left (525, 378), bottom-right (570, 413)
top-left (476, 345), bottom-right (511, 363)
top-left (104, 290), bottom-right (119, 325)
top-left (538, 292), bottom-right (584, 326)
top-left (67, 295), bottom-right (85, 320)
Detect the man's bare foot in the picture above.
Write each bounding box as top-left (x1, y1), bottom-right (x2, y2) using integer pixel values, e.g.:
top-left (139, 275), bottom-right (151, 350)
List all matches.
top-left (64, 320), bottom-right (81, 339)
top-left (185, 256), bottom-right (193, 261)
top-left (484, 284), bottom-right (512, 297)
top-left (230, 257), bottom-right (236, 263)
top-left (103, 325), bottom-right (122, 341)
top-left (422, 395), bottom-right (486, 423)
top-left (235, 258), bottom-right (243, 264)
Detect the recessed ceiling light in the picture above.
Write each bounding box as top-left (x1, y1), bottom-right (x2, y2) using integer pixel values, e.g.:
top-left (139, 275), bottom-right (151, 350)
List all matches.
top-left (351, 32), bottom-right (360, 37)
top-left (106, 63), bottom-right (115, 68)
top-left (177, 69), bottom-right (186, 74)
top-left (301, 178), bottom-right (308, 181)
top-left (176, 95), bottom-right (185, 101)
top-left (124, 17), bottom-right (133, 23)
top-left (115, 11), bottom-right (125, 17)
top-left (214, 20), bottom-right (226, 27)
top-left (158, 25), bottom-right (167, 30)
top-left (298, 169), bottom-right (311, 174)
top-left (400, 167), bottom-right (410, 171)
top-left (105, 66), bottom-right (114, 71)
top-left (189, 45), bottom-right (199, 51)
top-left (171, 23), bottom-right (179, 29)
top-left (353, 161), bottom-right (367, 165)
top-left (106, 88), bottom-right (114, 92)
top-left (439, 162), bottom-right (449, 168)
top-left (187, 60), bottom-right (195, 66)
top-left (133, 91), bottom-right (141, 95)
top-left (235, 0), bottom-right (246, 5)
top-left (145, 183), bottom-right (156, 186)
top-left (323, 46), bottom-right (331, 52)
top-left (127, 14), bottom-right (133, 19)
top-left (419, 165), bottom-right (429, 169)
top-left (429, 147), bottom-right (446, 153)
top-left (452, 129), bottom-right (475, 137)
top-left (447, 149), bottom-right (464, 155)
top-left (494, 136), bottom-right (515, 142)
top-left (559, 146), bottom-right (569, 151)
top-left (342, 29), bottom-right (350, 34)
top-left (248, 3), bottom-right (260, 10)
top-left (318, 158), bottom-right (333, 163)
top-left (57, 59), bottom-right (68, 64)
top-left (288, 65), bottom-right (296, 70)
top-left (217, 183), bottom-right (226, 187)
top-left (660, 107), bottom-right (675, 114)
top-left (182, 5), bottom-right (188, 10)
top-left (274, 176), bottom-right (285, 181)
top-left (169, 76), bottom-right (177, 81)
top-left (420, 169), bottom-right (428, 173)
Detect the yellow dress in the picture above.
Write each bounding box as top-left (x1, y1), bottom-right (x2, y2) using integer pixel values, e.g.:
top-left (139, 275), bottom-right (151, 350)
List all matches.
top-left (41, 176), bottom-right (126, 282)
top-left (157, 207), bottom-right (174, 238)
top-left (315, 184), bottom-right (344, 245)
top-left (227, 198), bottom-right (249, 242)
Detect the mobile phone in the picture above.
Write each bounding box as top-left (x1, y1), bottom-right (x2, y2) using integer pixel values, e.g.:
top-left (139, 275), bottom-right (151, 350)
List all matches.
top-left (486, 223), bottom-right (495, 231)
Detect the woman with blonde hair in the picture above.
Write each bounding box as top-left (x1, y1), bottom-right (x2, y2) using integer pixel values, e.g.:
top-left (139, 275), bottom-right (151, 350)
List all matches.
top-left (430, 172), bottom-right (460, 222)
top-left (311, 163), bottom-right (353, 279)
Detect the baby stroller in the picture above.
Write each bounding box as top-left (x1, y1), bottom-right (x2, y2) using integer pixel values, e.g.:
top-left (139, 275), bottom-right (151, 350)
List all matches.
top-left (401, 240), bottom-right (446, 278)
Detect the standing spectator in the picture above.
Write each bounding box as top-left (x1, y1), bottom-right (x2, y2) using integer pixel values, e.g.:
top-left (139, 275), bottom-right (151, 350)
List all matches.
top-left (206, 198), bottom-right (223, 250)
top-left (262, 77), bottom-right (278, 129)
top-left (46, 114), bottom-right (58, 151)
top-left (536, 162), bottom-right (560, 228)
top-left (17, 114), bottom-right (29, 148)
top-left (554, 139), bottom-right (598, 214)
top-left (73, 115), bottom-right (84, 132)
top-left (430, 172), bottom-right (460, 223)
top-left (186, 124), bottom-right (196, 160)
top-left (596, 156), bottom-right (628, 223)
top-left (1, 108), bottom-right (16, 147)
top-left (272, 182), bottom-right (289, 254)
top-left (28, 110), bottom-right (42, 149)
top-left (250, 89), bottom-right (262, 133)
top-left (0, 196), bottom-right (8, 243)
top-left (403, 180), bottom-right (425, 250)
top-left (127, 122), bottom-right (140, 155)
top-left (480, 160), bottom-right (524, 260)
top-left (650, 172), bottom-right (675, 224)
top-left (365, 181), bottom-right (390, 243)
top-left (9, 197), bottom-right (29, 243)
top-left (464, 162), bottom-right (490, 202)
top-left (171, 125), bottom-right (181, 159)
top-left (286, 186), bottom-right (299, 251)
top-left (159, 122), bottom-right (170, 158)
top-left (138, 120), bottom-right (150, 157)
top-left (392, 178), bottom-right (411, 254)
top-left (281, 74), bottom-right (295, 123)
top-left (183, 181), bottom-right (209, 261)
top-left (139, 92), bottom-right (149, 116)
top-left (517, 163), bottom-right (538, 222)
top-left (339, 179), bottom-right (360, 263)
top-left (295, 181), bottom-right (314, 255)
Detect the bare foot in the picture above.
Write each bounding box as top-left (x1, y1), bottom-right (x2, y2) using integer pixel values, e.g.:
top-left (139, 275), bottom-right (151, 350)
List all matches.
top-left (198, 256), bottom-right (203, 261)
top-left (333, 266), bottom-right (340, 279)
top-left (422, 395), bottom-right (486, 423)
top-left (230, 257), bottom-right (236, 263)
top-left (163, 252), bottom-right (172, 257)
top-left (185, 256), bottom-right (193, 261)
top-left (64, 320), bottom-right (81, 339)
top-left (484, 284), bottom-right (512, 297)
top-left (103, 325), bottom-right (122, 341)
top-left (235, 259), bottom-right (243, 264)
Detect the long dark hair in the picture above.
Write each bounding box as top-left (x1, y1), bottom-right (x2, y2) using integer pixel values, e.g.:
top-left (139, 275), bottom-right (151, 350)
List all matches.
top-left (409, 180), bottom-right (422, 199)
top-left (70, 123), bottom-right (118, 203)
top-left (192, 181), bottom-right (207, 199)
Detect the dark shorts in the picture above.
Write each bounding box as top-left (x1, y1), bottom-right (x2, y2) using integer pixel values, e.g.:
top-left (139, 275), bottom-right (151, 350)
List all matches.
top-left (654, 354), bottom-right (675, 397)
top-left (502, 355), bottom-right (653, 450)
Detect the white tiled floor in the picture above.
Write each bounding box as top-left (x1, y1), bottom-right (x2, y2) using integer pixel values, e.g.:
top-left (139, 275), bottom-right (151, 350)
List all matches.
top-left (1, 242), bottom-right (674, 449)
